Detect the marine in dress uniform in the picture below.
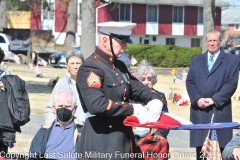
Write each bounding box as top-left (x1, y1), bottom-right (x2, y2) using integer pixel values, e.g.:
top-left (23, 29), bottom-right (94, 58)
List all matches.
top-left (76, 22), bottom-right (165, 160)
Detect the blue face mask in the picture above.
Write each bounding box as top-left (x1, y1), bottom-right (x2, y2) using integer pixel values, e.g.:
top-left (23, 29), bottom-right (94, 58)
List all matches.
top-left (135, 127), bottom-right (150, 137)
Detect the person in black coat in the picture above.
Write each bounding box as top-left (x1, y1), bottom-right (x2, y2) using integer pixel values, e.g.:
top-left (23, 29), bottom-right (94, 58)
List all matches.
top-left (186, 29), bottom-right (239, 160)
top-left (0, 48), bottom-right (13, 153)
top-left (76, 22), bottom-right (165, 160)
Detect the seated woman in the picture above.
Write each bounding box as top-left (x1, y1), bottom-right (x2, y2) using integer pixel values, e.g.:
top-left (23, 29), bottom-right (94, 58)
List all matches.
top-left (45, 49), bottom-right (86, 123)
top-left (132, 60), bottom-right (169, 160)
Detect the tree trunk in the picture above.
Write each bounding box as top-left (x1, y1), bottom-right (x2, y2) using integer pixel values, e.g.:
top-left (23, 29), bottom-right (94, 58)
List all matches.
top-left (0, 0), bottom-right (7, 32)
top-left (81, 0), bottom-right (96, 59)
top-left (202, 0), bottom-right (215, 53)
top-left (64, 0), bottom-right (77, 46)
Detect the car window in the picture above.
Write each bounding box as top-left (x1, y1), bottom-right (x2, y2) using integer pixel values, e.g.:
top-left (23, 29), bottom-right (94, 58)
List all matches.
top-left (0, 36), bottom-right (6, 43)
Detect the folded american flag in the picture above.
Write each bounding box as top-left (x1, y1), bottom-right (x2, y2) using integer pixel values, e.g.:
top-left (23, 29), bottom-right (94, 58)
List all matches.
top-left (201, 129), bottom-right (222, 160)
top-left (123, 113), bottom-right (240, 130)
top-left (174, 73), bottom-right (187, 86)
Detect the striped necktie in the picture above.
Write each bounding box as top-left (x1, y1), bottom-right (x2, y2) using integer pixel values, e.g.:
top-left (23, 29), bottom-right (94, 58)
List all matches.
top-left (208, 54), bottom-right (215, 71)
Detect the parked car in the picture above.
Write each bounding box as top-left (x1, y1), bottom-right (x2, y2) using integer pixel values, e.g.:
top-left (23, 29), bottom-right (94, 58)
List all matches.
top-left (118, 53), bottom-right (131, 69)
top-left (0, 33), bottom-right (13, 61)
top-left (48, 47), bottom-right (80, 68)
top-left (225, 45), bottom-right (240, 70)
top-left (225, 34), bottom-right (240, 49)
top-left (48, 52), bottom-right (67, 68)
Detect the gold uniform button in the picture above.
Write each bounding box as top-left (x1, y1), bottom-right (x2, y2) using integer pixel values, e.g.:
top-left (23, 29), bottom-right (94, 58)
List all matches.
top-left (110, 58), bottom-right (113, 61)
top-left (109, 125), bottom-right (112, 128)
top-left (113, 83), bottom-right (115, 86)
top-left (123, 97), bottom-right (126, 100)
top-left (116, 73), bottom-right (118, 76)
top-left (122, 102), bottom-right (124, 104)
top-left (94, 56), bottom-right (97, 58)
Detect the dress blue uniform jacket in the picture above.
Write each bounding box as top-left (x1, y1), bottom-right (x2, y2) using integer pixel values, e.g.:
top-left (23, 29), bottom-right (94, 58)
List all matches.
top-left (76, 47), bottom-right (164, 159)
top-left (186, 50), bottom-right (239, 148)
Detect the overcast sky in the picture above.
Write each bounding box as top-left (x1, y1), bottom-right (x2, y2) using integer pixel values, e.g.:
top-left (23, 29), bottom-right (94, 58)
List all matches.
top-left (224, 0), bottom-right (240, 8)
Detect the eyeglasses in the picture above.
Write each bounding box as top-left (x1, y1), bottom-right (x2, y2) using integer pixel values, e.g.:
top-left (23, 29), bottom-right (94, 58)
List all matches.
top-left (139, 77), bottom-right (152, 82)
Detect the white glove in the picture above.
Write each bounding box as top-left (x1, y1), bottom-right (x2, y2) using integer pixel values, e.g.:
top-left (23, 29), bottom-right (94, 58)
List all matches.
top-left (146, 99), bottom-right (163, 114)
top-left (132, 103), bottom-right (147, 114)
top-left (134, 113), bottom-right (148, 124)
top-left (144, 99), bottom-right (163, 123)
top-left (132, 103), bottom-right (148, 124)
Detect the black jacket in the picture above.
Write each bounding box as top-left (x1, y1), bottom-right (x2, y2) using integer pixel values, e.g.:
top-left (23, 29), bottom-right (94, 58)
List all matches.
top-left (29, 118), bottom-right (83, 160)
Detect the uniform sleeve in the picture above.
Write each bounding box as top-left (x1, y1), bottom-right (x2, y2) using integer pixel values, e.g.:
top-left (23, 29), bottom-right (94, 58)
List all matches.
top-left (222, 131), bottom-right (240, 160)
top-left (76, 64), bottom-right (134, 117)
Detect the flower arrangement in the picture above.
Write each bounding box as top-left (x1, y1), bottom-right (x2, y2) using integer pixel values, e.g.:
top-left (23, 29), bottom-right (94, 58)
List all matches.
top-left (173, 93), bottom-right (188, 106)
top-left (47, 76), bottom-right (60, 88)
top-left (171, 69), bottom-right (178, 76)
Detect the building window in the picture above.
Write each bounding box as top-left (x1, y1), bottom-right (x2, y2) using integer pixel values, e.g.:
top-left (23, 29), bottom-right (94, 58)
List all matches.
top-left (235, 24), bottom-right (240, 30)
top-left (43, 2), bottom-right (54, 19)
top-left (144, 39), bottom-right (149, 44)
top-left (147, 5), bottom-right (158, 22)
top-left (198, 7), bottom-right (203, 24)
top-left (191, 38), bottom-right (200, 47)
top-left (166, 38), bottom-right (175, 45)
top-left (79, 3), bottom-right (81, 20)
top-left (120, 4), bottom-right (131, 21)
top-left (173, 6), bottom-right (183, 23)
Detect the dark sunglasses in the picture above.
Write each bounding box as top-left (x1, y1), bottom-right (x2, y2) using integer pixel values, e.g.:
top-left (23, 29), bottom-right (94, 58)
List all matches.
top-left (139, 77), bottom-right (152, 82)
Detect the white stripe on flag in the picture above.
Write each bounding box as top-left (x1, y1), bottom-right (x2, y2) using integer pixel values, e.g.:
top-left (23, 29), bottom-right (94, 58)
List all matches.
top-left (175, 73), bottom-right (187, 86)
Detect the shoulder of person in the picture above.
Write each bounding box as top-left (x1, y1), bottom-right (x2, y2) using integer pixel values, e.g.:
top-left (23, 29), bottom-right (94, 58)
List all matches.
top-left (74, 117), bottom-right (84, 127)
top-left (55, 76), bottom-right (71, 85)
top-left (0, 70), bottom-right (11, 78)
top-left (152, 88), bottom-right (165, 96)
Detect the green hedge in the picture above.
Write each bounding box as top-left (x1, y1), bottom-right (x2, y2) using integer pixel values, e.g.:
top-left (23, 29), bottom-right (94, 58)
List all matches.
top-left (125, 44), bottom-right (202, 67)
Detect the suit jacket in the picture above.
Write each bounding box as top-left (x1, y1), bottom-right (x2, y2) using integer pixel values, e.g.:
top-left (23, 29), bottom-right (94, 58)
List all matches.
top-left (186, 50), bottom-right (239, 148)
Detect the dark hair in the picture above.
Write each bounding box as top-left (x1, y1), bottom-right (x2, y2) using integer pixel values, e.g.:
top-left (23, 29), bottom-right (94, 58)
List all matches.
top-left (0, 48), bottom-right (5, 63)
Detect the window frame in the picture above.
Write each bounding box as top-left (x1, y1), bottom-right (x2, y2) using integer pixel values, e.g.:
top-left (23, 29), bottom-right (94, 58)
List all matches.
top-left (173, 6), bottom-right (184, 23)
top-left (119, 4), bottom-right (132, 22)
top-left (78, 3), bottom-right (82, 20)
top-left (235, 24), bottom-right (240, 31)
top-left (191, 38), bottom-right (201, 47)
top-left (146, 5), bottom-right (158, 23)
top-left (198, 7), bottom-right (203, 24)
top-left (43, 2), bottom-right (54, 20)
top-left (166, 38), bottom-right (175, 45)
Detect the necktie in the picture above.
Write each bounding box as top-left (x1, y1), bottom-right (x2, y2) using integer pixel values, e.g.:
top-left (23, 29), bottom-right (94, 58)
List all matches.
top-left (208, 54), bottom-right (215, 71)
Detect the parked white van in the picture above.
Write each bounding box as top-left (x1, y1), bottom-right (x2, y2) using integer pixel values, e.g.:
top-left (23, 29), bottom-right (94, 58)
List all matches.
top-left (0, 33), bottom-right (12, 60)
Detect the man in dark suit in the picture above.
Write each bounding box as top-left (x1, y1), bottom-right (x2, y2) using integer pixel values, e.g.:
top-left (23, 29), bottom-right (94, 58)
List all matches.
top-left (186, 29), bottom-right (239, 160)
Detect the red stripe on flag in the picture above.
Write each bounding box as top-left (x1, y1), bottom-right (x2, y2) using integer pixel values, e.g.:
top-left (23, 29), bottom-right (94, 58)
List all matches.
top-left (201, 130), bottom-right (222, 160)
